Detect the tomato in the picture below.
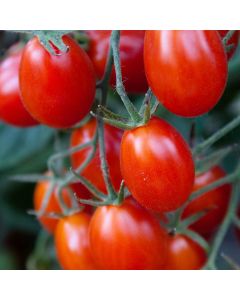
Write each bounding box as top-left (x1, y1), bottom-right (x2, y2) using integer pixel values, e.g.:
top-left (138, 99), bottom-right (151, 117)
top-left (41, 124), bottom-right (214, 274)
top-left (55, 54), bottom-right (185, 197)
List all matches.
top-left (165, 234), bottom-right (206, 270)
top-left (34, 175), bottom-right (90, 233)
top-left (144, 30), bottom-right (228, 117)
top-left (0, 46), bottom-right (38, 127)
top-left (70, 118), bottom-right (123, 193)
top-left (86, 30), bottom-right (148, 94)
top-left (182, 166), bottom-right (231, 237)
top-left (218, 30), bottom-right (239, 60)
top-left (55, 213), bottom-right (97, 270)
top-left (89, 198), bottom-right (167, 270)
top-left (19, 35), bottom-right (96, 128)
top-left (120, 117), bottom-right (195, 212)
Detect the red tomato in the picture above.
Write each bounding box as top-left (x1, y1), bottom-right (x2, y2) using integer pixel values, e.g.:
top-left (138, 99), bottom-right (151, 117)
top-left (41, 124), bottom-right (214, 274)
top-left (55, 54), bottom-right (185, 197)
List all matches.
top-left (218, 30), bottom-right (239, 60)
top-left (183, 166), bottom-right (231, 237)
top-left (34, 175), bottom-right (90, 233)
top-left (165, 234), bottom-right (206, 270)
top-left (0, 47), bottom-right (38, 127)
top-left (144, 30), bottom-right (228, 117)
top-left (55, 213), bottom-right (97, 270)
top-left (70, 118), bottom-right (123, 193)
top-left (86, 30), bottom-right (148, 94)
top-left (120, 117), bottom-right (195, 212)
top-left (89, 198), bottom-right (167, 270)
top-left (19, 35), bottom-right (96, 128)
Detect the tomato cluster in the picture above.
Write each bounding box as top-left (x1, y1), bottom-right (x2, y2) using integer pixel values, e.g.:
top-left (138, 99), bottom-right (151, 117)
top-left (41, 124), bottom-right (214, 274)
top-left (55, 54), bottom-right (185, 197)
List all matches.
top-left (2, 30), bottom-right (237, 270)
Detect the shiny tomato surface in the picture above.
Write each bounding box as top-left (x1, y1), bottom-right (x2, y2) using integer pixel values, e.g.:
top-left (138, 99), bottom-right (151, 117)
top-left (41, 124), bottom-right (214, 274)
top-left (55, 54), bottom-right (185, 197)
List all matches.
top-left (120, 117), bottom-right (195, 212)
top-left (0, 47), bottom-right (38, 127)
top-left (165, 234), bottom-right (206, 270)
top-left (89, 199), bottom-right (167, 269)
top-left (86, 30), bottom-right (148, 94)
top-left (144, 30), bottom-right (228, 117)
top-left (182, 166), bottom-right (231, 237)
top-left (218, 30), bottom-right (239, 60)
top-left (70, 118), bottom-right (123, 193)
top-left (19, 35), bottom-right (96, 128)
top-left (55, 213), bottom-right (97, 270)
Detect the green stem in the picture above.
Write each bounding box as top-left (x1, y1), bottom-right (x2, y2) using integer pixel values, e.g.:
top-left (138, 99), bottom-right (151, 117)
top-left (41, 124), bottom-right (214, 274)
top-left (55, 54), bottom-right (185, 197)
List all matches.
top-left (193, 115), bottom-right (240, 157)
top-left (111, 30), bottom-right (141, 123)
top-left (205, 183), bottom-right (240, 269)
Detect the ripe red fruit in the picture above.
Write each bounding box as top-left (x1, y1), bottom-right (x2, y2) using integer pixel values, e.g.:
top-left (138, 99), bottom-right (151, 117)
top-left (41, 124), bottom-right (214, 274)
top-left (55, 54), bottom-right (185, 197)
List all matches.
top-left (165, 234), bottom-right (206, 270)
top-left (120, 117), bottom-right (195, 212)
top-left (144, 30), bottom-right (228, 117)
top-left (182, 166), bottom-right (231, 237)
top-left (0, 46), bottom-right (38, 127)
top-left (19, 35), bottom-right (96, 128)
top-left (89, 198), bottom-right (167, 270)
top-left (86, 30), bottom-right (148, 94)
top-left (218, 30), bottom-right (239, 60)
top-left (55, 213), bottom-right (97, 270)
top-left (70, 118), bottom-right (123, 193)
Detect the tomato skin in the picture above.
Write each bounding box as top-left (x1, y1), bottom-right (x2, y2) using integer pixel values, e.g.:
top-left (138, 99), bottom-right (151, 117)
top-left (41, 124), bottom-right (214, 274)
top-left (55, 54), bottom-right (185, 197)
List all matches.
top-left (86, 30), bottom-right (148, 94)
top-left (34, 177), bottom-right (90, 234)
top-left (165, 234), bottom-right (206, 270)
top-left (120, 117), bottom-right (195, 212)
top-left (144, 30), bottom-right (228, 117)
top-left (0, 48), bottom-right (38, 127)
top-left (55, 213), bottom-right (97, 270)
top-left (89, 199), bottom-right (167, 270)
top-left (70, 118), bottom-right (123, 193)
top-left (182, 166), bottom-right (231, 237)
top-left (218, 30), bottom-right (239, 60)
top-left (19, 35), bottom-right (96, 128)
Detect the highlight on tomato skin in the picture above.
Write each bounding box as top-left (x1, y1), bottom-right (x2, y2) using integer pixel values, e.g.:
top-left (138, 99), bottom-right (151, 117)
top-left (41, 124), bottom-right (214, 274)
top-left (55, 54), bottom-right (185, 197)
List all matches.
top-left (164, 234), bottom-right (207, 270)
top-left (0, 45), bottom-right (38, 127)
top-left (182, 166), bottom-right (232, 238)
top-left (70, 118), bottom-right (123, 194)
top-left (120, 116), bottom-right (195, 213)
top-left (218, 30), bottom-right (239, 60)
top-left (54, 213), bottom-right (97, 270)
top-left (88, 198), bottom-right (168, 270)
top-left (86, 30), bottom-right (148, 94)
top-left (144, 30), bottom-right (228, 117)
top-left (19, 35), bottom-right (96, 129)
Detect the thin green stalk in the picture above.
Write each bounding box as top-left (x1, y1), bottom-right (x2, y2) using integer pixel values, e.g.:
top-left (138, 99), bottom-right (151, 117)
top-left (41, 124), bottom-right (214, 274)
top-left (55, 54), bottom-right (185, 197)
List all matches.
top-left (193, 114), bottom-right (240, 157)
top-left (111, 30), bottom-right (141, 123)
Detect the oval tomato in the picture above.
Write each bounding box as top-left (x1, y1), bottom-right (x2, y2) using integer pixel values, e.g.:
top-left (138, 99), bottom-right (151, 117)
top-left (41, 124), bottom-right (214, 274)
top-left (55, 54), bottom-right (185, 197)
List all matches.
top-left (55, 213), bottom-right (97, 270)
top-left (86, 30), bottom-right (148, 94)
top-left (34, 175), bottom-right (90, 233)
top-left (19, 35), bottom-right (96, 128)
top-left (183, 166), bottom-right (231, 237)
top-left (144, 30), bottom-right (228, 117)
top-left (165, 234), bottom-right (206, 270)
top-left (70, 118), bottom-right (123, 193)
top-left (0, 46), bottom-right (38, 127)
top-left (89, 198), bottom-right (167, 269)
top-left (120, 117), bottom-right (195, 212)
top-left (218, 30), bottom-right (239, 60)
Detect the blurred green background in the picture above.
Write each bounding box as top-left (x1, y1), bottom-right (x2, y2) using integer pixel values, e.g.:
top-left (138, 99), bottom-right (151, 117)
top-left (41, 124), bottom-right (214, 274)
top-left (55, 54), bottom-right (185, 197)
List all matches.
top-left (0, 30), bottom-right (240, 269)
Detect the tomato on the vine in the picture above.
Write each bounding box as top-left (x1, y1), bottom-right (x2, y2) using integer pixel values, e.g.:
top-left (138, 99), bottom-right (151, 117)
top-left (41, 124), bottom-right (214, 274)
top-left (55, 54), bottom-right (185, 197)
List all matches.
top-left (0, 46), bottom-right (38, 127)
top-left (120, 117), bottom-right (195, 212)
top-left (144, 30), bottom-right (228, 117)
top-left (86, 30), bottom-right (148, 94)
top-left (34, 175), bottom-right (90, 233)
top-left (182, 166), bottom-right (231, 237)
top-left (165, 234), bottom-right (206, 270)
top-left (55, 213), bottom-right (97, 270)
top-left (218, 30), bottom-right (239, 60)
top-left (89, 198), bottom-right (167, 270)
top-left (70, 118), bottom-right (123, 193)
top-left (19, 35), bottom-right (96, 128)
